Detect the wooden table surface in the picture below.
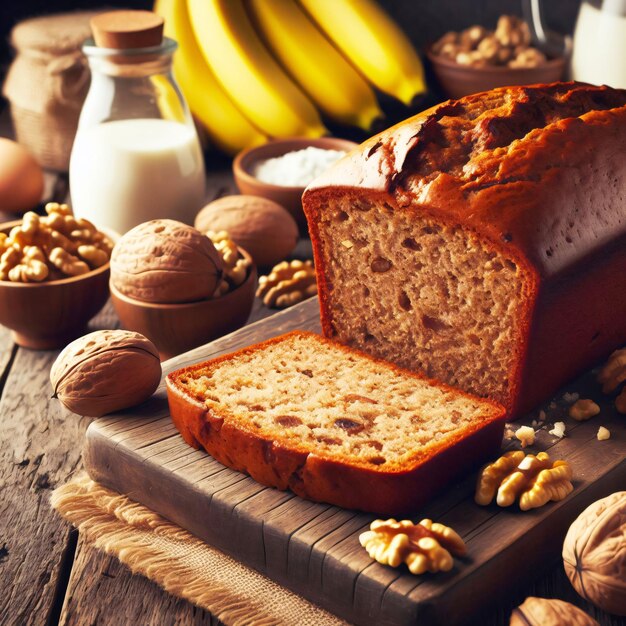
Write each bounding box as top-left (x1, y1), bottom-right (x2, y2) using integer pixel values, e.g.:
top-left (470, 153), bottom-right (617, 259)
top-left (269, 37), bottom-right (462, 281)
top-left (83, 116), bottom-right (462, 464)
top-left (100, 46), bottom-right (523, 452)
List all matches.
top-left (0, 110), bottom-right (622, 626)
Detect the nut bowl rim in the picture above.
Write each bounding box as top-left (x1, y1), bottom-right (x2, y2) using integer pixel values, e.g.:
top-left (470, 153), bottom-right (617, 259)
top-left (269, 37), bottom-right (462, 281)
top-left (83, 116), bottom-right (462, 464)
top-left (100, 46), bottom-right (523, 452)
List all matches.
top-left (233, 136), bottom-right (359, 194)
top-left (425, 46), bottom-right (567, 74)
top-left (0, 219), bottom-right (117, 288)
top-left (109, 246), bottom-right (256, 310)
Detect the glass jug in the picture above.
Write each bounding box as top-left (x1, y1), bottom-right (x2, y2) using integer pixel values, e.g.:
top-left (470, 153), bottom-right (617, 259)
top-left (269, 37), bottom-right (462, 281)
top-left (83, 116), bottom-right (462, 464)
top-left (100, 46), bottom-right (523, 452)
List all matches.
top-left (69, 12), bottom-right (205, 234)
top-left (524, 0), bottom-right (626, 88)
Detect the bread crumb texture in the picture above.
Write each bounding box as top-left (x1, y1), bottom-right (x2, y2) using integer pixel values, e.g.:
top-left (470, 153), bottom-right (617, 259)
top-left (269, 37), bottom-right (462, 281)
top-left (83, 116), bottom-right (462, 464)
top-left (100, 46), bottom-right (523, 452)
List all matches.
top-left (174, 333), bottom-right (497, 470)
top-left (322, 204), bottom-right (524, 406)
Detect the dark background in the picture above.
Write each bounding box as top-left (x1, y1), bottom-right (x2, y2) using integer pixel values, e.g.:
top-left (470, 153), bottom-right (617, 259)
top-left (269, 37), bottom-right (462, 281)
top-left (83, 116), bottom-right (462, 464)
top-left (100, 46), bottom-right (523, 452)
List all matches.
top-left (0, 0), bottom-right (582, 79)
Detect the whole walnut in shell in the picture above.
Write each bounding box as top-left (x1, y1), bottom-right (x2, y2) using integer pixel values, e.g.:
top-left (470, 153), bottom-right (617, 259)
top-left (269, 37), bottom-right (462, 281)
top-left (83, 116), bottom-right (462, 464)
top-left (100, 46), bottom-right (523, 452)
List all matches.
top-left (111, 220), bottom-right (223, 303)
top-left (51, 330), bottom-right (161, 417)
top-left (563, 491), bottom-right (626, 616)
top-left (510, 597), bottom-right (598, 626)
top-left (194, 195), bottom-right (298, 267)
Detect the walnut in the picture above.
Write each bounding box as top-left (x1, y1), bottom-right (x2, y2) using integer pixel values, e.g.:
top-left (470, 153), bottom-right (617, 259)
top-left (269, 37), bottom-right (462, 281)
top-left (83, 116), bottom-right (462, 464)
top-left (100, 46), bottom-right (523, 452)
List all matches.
top-left (1, 246), bottom-right (48, 282)
top-left (50, 330), bottom-right (162, 417)
top-left (563, 492), bottom-right (626, 616)
top-left (599, 348), bottom-right (626, 392)
top-left (206, 230), bottom-right (252, 297)
top-left (431, 31), bottom-right (458, 55)
top-left (455, 50), bottom-right (488, 68)
top-left (475, 451), bottom-right (573, 511)
top-left (510, 597), bottom-right (599, 626)
top-left (598, 349), bottom-right (626, 414)
top-left (0, 203), bottom-right (113, 283)
top-left (111, 220), bottom-right (223, 304)
top-left (495, 15), bottom-right (527, 48)
top-left (569, 398), bottom-right (600, 421)
top-left (359, 518), bottom-right (466, 575)
top-left (477, 35), bottom-right (500, 62)
top-left (459, 25), bottom-right (487, 49)
top-left (194, 195), bottom-right (298, 267)
top-left (49, 247), bottom-right (90, 276)
top-left (256, 260), bottom-right (317, 309)
top-left (509, 47), bottom-right (547, 68)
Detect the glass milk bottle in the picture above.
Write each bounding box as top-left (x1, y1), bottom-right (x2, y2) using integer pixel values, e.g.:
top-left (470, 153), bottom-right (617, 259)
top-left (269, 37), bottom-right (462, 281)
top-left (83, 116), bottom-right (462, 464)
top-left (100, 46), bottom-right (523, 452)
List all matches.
top-left (69, 11), bottom-right (205, 234)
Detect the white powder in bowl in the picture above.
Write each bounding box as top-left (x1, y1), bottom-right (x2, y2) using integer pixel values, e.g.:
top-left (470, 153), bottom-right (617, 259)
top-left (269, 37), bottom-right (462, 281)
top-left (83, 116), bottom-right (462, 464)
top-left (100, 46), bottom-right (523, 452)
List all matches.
top-left (252, 147), bottom-right (346, 187)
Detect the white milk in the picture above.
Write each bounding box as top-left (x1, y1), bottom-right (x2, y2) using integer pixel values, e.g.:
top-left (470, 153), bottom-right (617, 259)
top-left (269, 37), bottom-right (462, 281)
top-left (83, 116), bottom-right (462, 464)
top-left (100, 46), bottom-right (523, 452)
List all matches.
top-left (69, 118), bottom-right (205, 234)
top-left (571, 2), bottom-right (626, 88)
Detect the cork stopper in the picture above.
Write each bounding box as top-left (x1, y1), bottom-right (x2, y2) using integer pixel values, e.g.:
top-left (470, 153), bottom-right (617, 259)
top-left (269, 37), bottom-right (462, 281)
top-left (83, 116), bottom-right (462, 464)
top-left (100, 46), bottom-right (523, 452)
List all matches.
top-left (90, 11), bottom-right (164, 49)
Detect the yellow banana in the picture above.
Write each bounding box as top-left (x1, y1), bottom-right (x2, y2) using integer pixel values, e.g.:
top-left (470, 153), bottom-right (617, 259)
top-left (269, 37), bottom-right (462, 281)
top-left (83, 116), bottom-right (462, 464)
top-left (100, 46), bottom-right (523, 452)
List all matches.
top-left (154, 0), bottom-right (266, 155)
top-left (187, 0), bottom-right (327, 139)
top-left (248, 0), bottom-right (383, 131)
top-left (299, 0), bottom-right (426, 106)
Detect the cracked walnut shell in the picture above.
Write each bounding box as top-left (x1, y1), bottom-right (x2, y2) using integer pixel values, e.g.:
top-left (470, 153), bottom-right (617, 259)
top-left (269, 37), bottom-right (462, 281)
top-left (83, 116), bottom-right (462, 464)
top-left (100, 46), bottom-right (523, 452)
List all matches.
top-left (475, 451), bottom-right (573, 511)
top-left (359, 518), bottom-right (466, 575)
top-left (510, 597), bottom-right (599, 626)
top-left (51, 330), bottom-right (161, 417)
top-left (256, 259), bottom-right (317, 309)
top-left (111, 220), bottom-right (223, 304)
top-left (563, 491), bottom-right (626, 616)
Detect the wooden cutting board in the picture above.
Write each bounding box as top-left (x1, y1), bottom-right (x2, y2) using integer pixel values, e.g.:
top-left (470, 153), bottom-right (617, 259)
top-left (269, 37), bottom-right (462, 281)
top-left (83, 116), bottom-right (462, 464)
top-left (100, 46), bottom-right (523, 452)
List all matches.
top-left (83, 297), bottom-right (625, 626)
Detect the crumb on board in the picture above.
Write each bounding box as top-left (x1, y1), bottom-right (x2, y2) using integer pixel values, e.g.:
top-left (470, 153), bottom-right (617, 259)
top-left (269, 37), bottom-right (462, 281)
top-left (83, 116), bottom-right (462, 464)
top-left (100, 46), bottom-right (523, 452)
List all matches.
top-left (597, 426), bottom-right (611, 441)
top-left (515, 425), bottom-right (535, 448)
top-left (549, 421), bottom-right (566, 438)
top-left (562, 392), bottom-right (580, 403)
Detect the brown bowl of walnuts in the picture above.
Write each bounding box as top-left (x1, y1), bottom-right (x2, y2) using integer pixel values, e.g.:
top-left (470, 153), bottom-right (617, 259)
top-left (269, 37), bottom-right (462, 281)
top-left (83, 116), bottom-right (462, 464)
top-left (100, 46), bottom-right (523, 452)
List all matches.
top-left (427, 15), bottom-right (566, 99)
top-left (0, 204), bottom-right (115, 349)
top-left (109, 219), bottom-right (257, 361)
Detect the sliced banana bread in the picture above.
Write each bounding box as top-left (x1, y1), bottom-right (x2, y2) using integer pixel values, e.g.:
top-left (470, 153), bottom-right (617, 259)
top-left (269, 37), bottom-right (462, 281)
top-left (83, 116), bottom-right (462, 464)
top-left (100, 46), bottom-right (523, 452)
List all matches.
top-left (166, 331), bottom-right (505, 514)
top-left (302, 82), bottom-right (626, 417)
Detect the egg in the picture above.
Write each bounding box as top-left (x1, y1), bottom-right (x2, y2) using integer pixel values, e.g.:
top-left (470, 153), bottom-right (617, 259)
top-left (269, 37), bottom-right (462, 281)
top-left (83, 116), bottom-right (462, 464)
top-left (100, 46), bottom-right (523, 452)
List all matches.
top-left (0, 138), bottom-right (44, 213)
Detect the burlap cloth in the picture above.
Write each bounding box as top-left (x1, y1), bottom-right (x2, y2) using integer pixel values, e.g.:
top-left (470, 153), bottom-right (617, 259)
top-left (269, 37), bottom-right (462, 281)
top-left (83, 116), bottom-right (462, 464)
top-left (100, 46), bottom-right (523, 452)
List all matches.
top-left (51, 474), bottom-right (346, 626)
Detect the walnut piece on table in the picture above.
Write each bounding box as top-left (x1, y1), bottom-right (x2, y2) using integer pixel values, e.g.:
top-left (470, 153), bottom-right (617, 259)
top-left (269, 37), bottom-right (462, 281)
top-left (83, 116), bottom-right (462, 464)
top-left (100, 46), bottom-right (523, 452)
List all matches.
top-left (568, 399), bottom-right (600, 421)
top-left (359, 518), bottom-right (466, 575)
top-left (475, 451), bottom-right (573, 511)
top-left (597, 348), bottom-right (626, 414)
top-left (256, 259), bottom-right (317, 309)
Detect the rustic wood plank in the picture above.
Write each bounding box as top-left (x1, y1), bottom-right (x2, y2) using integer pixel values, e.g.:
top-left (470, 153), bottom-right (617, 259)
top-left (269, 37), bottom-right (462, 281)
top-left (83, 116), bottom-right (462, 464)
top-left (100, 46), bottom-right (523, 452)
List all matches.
top-left (59, 537), bottom-right (217, 626)
top-left (0, 302), bottom-right (118, 626)
top-left (81, 294), bottom-right (625, 626)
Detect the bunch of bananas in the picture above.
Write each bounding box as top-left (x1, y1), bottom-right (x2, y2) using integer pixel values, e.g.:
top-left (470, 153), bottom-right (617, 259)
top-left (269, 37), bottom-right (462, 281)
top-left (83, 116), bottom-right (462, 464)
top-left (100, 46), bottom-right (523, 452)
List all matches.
top-left (154, 0), bottom-right (426, 155)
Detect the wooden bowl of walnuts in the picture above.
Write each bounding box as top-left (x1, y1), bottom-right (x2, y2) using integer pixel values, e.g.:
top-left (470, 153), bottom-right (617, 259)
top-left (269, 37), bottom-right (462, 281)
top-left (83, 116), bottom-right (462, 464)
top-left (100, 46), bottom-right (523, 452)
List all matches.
top-left (109, 220), bottom-right (257, 361)
top-left (427, 16), bottom-right (566, 99)
top-left (0, 205), bottom-right (115, 349)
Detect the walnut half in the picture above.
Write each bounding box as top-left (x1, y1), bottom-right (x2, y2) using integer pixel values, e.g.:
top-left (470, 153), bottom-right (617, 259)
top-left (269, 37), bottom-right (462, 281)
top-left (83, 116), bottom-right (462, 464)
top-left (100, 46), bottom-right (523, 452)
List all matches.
top-left (256, 259), bottom-right (317, 309)
top-left (598, 348), bottom-right (626, 414)
top-left (475, 451), bottom-right (573, 511)
top-left (359, 518), bottom-right (466, 575)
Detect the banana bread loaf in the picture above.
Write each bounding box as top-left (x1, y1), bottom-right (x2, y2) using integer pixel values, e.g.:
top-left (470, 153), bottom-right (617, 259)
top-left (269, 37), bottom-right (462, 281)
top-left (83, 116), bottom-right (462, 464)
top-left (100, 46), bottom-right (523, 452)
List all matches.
top-left (166, 331), bottom-right (505, 514)
top-left (302, 82), bottom-right (626, 416)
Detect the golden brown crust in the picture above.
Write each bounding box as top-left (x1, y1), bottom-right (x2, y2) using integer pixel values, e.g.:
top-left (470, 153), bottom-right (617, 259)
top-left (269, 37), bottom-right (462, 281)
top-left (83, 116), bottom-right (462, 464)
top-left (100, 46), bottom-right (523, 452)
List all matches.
top-left (302, 82), bottom-right (626, 416)
top-left (166, 331), bottom-right (506, 515)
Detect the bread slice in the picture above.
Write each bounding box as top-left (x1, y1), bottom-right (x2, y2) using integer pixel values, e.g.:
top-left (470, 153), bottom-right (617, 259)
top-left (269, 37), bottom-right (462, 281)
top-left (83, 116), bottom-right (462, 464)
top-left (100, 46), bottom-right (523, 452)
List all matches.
top-left (166, 331), bottom-right (505, 514)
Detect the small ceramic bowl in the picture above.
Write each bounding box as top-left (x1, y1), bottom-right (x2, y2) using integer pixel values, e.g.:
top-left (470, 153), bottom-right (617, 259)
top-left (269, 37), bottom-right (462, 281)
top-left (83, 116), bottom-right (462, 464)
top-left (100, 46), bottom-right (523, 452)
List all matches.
top-left (0, 220), bottom-right (112, 349)
top-left (233, 137), bottom-right (358, 231)
top-left (427, 49), bottom-right (566, 99)
top-left (110, 249), bottom-right (257, 361)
